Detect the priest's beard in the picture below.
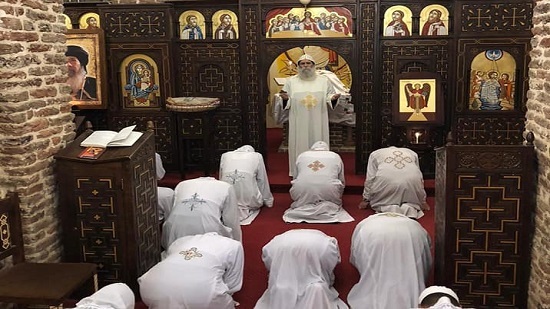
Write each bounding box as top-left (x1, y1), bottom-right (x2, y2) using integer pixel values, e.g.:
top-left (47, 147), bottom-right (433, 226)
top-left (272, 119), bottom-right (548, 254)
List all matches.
top-left (298, 66), bottom-right (316, 80)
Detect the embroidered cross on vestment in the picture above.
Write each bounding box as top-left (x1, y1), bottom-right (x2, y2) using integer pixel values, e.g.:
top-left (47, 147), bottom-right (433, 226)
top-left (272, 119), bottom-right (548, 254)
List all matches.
top-left (182, 192), bottom-right (206, 211)
top-left (308, 160), bottom-right (325, 171)
top-left (383, 150), bottom-right (413, 169)
top-left (179, 247), bottom-right (203, 260)
top-left (300, 93), bottom-right (318, 110)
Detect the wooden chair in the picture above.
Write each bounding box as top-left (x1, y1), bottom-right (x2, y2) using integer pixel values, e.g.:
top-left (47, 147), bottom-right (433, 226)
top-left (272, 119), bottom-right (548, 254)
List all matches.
top-left (0, 192), bottom-right (97, 308)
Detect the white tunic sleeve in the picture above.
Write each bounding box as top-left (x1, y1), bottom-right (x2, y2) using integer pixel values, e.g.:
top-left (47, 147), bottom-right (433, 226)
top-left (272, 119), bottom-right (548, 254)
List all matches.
top-left (221, 186), bottom-right (242, 242)
top-left (256, 154), bottom-right (274, 207)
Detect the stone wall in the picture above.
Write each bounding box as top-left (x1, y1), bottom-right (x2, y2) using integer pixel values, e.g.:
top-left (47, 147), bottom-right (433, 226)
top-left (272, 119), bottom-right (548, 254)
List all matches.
top-left (0, 0), bottom-right (75, 263)
top-left (526, 1), bottom-right (550, 308)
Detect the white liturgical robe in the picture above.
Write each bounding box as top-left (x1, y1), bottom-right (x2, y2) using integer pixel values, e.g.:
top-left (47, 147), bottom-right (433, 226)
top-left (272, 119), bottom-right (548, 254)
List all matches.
top-left (72, 283), bottom-right (134, 309)
top-left (162, 177), bottom-right (242, 249)
top-left (283, 141), bottom-right (353, 223)
top-left (363, 146), bottom-right (428, 219)
top-left (348, 213), bottom-right (432, 309)
top-left (282, 73), bottom-right (337, 177)
top-left (155, 153), bottom-right (175, 221)
top-left (254, 229), bottom-right (349, 309)
top-left (219, 145), bottom-right (274, 225)
top-left (139, 232), bottom-right (244, 309)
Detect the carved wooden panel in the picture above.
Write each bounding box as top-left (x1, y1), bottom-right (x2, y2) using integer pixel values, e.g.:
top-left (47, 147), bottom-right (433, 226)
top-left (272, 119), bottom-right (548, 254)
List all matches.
top-left (243, 5), bottom-right (261, 150)
top-left (359, 2), bottom-right (376, 174)
top-left (458, 2), bottom-right (533, 35)
top-left (56, 132), bottom-right (160, 294)
top-left (455, 115), bottom-right (525, 145)
top-left (175, 42), bottom-right (243, 156)
top-left (436, 144), bottom-right (534, 308)
top-left (100, 5), bottom-right (172, 40)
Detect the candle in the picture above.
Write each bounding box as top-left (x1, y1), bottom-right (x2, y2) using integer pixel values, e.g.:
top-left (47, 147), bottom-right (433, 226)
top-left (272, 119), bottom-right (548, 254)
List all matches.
top-left (414, 132), bottom-right (421, 144)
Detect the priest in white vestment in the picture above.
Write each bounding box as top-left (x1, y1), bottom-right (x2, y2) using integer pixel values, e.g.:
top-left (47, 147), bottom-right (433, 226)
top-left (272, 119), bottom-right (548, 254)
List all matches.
top-left (359, 146), bottom-right (429, 219)
top-left (254, 229), bottom-right (349, 309)
top-left (418, 285), bottom-right (462, 308)
top-left (155, 152), bottom-right (175, 221)
top-left (219, 145), bottom-right (274, 225)
top-left (279, 54), bottom-right (341, 177)
top-left (72, 283), bottom-right (134, 309)
top-left (139, 232), bottom-right (244, 309)
top-left (283, 141), bottom-right (354, 223)
top-left (162, 177), bottom-right (242, 249)
top-left (348, 213), bottom-right (432, 309)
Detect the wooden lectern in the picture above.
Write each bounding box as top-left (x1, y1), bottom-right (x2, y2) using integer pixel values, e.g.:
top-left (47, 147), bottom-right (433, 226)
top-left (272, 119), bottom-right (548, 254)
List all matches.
top-left (54, 128), bottom-right (160, 295)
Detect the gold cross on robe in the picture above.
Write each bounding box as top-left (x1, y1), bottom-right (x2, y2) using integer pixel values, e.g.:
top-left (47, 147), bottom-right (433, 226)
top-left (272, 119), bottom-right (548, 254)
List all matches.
top-left (300, 93), bottom-right (318, 110)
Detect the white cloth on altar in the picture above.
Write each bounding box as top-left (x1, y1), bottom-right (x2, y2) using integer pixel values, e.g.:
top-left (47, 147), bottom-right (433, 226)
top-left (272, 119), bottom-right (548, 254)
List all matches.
top-left (281, 73), bottom-right (336, 177)
top-left (362, 146), bottom-right (429, 219)
top-left (162, 177), bottom-right (242, 249)
top-left (139, 232), bottom-right (244, 309)
top-left (283, 141), bottom-right (353, 223)
top-left (219, 145), bottom-right (274, 225)
top-left (155, 153), bottom-right (175, 221)
top-left (348, 213), bottom-right (432, 309)
top-left (73, 283), bottom-right (134, 309)
top-left (254, 229), bottom-right (349, 309)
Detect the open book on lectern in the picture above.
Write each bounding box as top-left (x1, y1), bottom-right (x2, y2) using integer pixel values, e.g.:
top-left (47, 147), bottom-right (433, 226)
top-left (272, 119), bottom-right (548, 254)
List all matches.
top-left (80, 125), bottom-right (143, 148)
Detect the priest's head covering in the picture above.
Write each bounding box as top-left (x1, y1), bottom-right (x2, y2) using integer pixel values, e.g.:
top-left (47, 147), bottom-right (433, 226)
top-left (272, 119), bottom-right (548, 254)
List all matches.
top-left (310, 141), bottom-right (329, 151)
top-left (236, 145), bottom-right (255, 152)
top-left (419, 286), bottom-right (460, 308)
top-left (74, 283), bottom-right (135, 309)
top-left (297, 53), bottom-right (315, 65)
top-left (66, 45), bottom-right (89, 72)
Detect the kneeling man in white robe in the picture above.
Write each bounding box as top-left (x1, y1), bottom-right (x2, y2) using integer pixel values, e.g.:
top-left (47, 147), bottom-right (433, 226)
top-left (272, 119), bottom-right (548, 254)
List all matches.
top-left (255, 229), bottom-right (348, 309)
top-left (72, 283), bottom-right (134, 309)
top-left (139, 232), bottom-right (244, 309)
top-left (219, 145), bottom-right (274, 225)
top-left (348, 213), bottom-right (432, 309)
top-left (162, 177), bottom-right (241, 249)
top-left (283, 141), bottom-right (353, 223)
top-left (358, 146), bottom-right (429, 219)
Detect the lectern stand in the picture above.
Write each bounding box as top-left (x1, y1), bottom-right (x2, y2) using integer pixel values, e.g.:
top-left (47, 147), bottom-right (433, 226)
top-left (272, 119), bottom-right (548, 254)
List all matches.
top-left (54, 130), bottom-right (160, 295)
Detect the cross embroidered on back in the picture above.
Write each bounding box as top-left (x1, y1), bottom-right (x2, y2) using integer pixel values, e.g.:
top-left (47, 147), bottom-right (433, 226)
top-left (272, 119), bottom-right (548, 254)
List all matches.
top-left (308, 160), bottom-right (325, 171)
top-left (383, 150), bottom-right (413, 169)
top-left (182, 193), bottom-right (206, 211)
top-left (179, 247), bottom-right (203, 260)
top-left (224, 169), bottom-right (245, 184)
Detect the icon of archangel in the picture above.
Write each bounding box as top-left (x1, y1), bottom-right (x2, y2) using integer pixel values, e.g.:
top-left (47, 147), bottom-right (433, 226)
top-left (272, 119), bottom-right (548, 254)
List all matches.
top-left (404, 82), bottom-right (430, 121)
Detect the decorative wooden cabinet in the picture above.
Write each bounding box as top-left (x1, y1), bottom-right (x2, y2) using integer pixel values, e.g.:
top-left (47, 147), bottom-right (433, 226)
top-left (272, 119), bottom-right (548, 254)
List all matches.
top-left (172, 109), bottom-right (217, 177)
top-left (434, 136), bottom-right (534, 309)
top-left (54, 130), bottom-right (160, 295)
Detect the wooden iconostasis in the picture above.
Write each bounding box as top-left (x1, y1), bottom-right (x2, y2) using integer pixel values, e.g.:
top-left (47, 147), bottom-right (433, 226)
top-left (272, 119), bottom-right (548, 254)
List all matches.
top-left (63, 0), bottom-right (533, 175)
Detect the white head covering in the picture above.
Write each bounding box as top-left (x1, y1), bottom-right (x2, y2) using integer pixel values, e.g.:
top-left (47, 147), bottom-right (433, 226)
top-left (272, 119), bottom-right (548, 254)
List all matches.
top-left (235, 145), bottom-right (255, 152)
top-left (155, 152), bottom-right (166, 180)
top-left (310, 141), bottom-right (329, 151)
top-left (419, 286), bottom-right (460, 307)
top-left (429, 296), bottom-right (462, 309)
top-left (297, 53), bottom-right (315, 65)
top-left (75, 283), bottom-right (135, 309)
